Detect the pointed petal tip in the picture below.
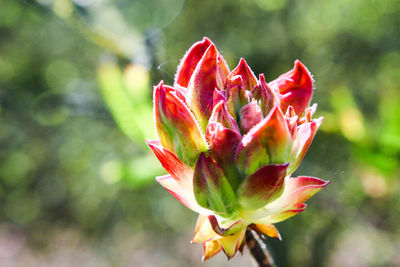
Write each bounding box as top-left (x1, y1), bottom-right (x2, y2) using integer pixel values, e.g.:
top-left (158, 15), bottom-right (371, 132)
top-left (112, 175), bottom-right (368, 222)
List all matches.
top-left (310, 103), bottom-right (318, 111)
top-left (296, 176), bottom-right (331, 190)
top-left (155, 174), bottom-right (167, 183)
top-left (273, 228), bottom-right (282, 241)
top-left (220, 246), bottom-right (234, 261)
top-left (253, 223), bottom-right (282, 240)
top-left (304, 176), bottom-right (331, 187)
top-left (174, 38), bottom-right (215, 88)
top-left (293, 59), bottom-right (313, 84)
top-left (315, 116), bottom-right (324, 127)
top-left (155, 80), bottom-right (164, 87)
top-left (285, 106), bottom-right (295, 117)
top-left (278, 176), bottom-right (330, 209)
top-left (204, 42), bottom-right (218, 54)
top-left (154, 80), bottom-right (208, 166)
top-left (228, 57), bottom-right (257, 90)
top-left (153, 81), bottom-right (173, 101)
top-left (323, 180), bottom-right (331, 187)
top-left (297, 203), bottom-right (308, 209)
top-left (146, 139), bottom-right (159, 153)
top-left (153, 81), bottom-right (166, 95)
top-left (146, 137), bottom-right (195, 186)
top-left (277, 233), bottom-right (282, 241)
top-left (145, 139), bottom-right (160, 147)
top-left (294, 59), bottom-right (308, 71)
top-left (202, 36), bottom-right (213, 44)
top-left (269, 59), bottom-right (314, 115)
top-left (258, 73), bottom-right (266, 82)
top-left (202, 239), bottom-right (223, 261)
top-left (293, 60), bottom-right (311, 74)
top-left (186, 41), bottom-right (228, 127)
top-left (218, 230), bottom-right (246, 260)
top-left (153, 82), bottom-right (161, 97)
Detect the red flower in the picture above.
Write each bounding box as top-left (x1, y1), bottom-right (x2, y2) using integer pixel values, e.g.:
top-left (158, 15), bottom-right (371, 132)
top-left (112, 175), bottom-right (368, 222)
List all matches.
top-left (147, 37), bottom-right (329, 260)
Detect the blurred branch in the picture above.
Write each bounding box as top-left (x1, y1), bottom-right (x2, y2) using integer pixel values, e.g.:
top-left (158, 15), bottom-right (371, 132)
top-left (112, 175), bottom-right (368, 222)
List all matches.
top-left (65, 6), bottom-right (130, 61)
top-left (246, 230), bottom-right (276, 267)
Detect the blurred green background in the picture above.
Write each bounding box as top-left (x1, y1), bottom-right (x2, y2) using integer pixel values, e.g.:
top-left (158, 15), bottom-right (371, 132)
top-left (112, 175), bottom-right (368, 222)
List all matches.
top-left (0, 0), bottom-right (399, 266)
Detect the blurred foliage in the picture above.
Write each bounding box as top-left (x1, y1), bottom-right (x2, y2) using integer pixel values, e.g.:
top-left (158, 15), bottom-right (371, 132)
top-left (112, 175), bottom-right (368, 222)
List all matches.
top-left (0, 0), bottom-right (399, 266)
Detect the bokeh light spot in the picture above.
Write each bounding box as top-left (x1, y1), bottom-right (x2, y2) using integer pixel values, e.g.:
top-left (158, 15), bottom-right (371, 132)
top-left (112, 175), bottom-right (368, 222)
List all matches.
top-left (100, 160), bottom-right (123, 184)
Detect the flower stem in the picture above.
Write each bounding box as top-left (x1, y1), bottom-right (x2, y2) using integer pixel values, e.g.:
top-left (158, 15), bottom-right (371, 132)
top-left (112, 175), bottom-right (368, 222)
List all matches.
top-left (246, 229), bottom-right (276, 267)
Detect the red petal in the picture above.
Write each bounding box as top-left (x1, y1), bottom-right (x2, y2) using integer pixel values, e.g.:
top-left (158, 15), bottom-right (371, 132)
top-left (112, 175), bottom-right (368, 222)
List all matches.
top-left (239, 101), bottom-right (264, 134)
top-left (209, 101), bottom-right (240, 133)
top-left (174, 37), bottom-right (212, 88)
top-left (146, 140), bottom-right (193, 188)
top-left (206, 123), bottom-right (242, 161)
top-left (174, 84), bottom-right (188, 102)
top-left (298, 103), bottom-right (318, 125)
top-left (187, 44), bottom-right (229, 129)
top-left (154, 81), bottom-right (208, 166)
top-left (256, 176), bottom-right (329, 223)
top-left (206, 123), bottom-right (242, 189)
top-left (283, 176), bottom-right (330, 205)
top-left (225, 75), bottom-right (252, 119)
top-left (252, 74), bottom-right (278, 116)
top-left (236, 106), bottom-right (291, 175)
top-left (212, 89), bottom-right (227, 109)
top-left (217, 53), bottom-right (230, 86)
top-left (269, 60), bottom-right (314, 115)
top-left (228, 58), bottom-right (258, 90)
top-left (288, 117), bottom-right (323, 174)
top-left (238, 163), bottom-right (289, 209)
top-left (285, 105), bottom-right (298, 136)
top-left (285, 105), bottom-right (296, 118)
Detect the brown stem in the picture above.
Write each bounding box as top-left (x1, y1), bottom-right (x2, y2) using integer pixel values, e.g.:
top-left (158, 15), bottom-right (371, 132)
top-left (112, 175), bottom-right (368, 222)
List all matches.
top-left (246, 229), bottom-right (276, 267)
